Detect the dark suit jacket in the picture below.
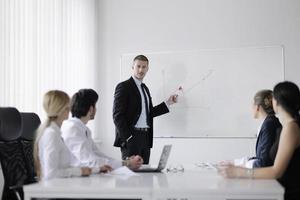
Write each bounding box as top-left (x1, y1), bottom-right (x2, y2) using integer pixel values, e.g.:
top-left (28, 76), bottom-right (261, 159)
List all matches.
top-left (269, 126), bottom-right (282, 163)
top-left (253, 114), bottom-right (282, 168)
top-left (113, 77), bottom-right (169, 148)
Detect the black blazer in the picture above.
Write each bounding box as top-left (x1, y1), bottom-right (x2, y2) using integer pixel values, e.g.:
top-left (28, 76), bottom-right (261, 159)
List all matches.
top-left (113, 77), bottom-right (169, 148)
top-left (253, 114), bottom-right (282, 168)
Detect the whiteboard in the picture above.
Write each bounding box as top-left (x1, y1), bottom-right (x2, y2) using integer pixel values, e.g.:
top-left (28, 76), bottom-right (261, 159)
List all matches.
top-left (120, 46), bottom-right (284, 138)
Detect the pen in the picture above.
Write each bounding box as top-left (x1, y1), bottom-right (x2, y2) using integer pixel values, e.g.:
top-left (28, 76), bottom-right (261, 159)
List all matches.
top-left (126, 135), bottom-right (132, 142)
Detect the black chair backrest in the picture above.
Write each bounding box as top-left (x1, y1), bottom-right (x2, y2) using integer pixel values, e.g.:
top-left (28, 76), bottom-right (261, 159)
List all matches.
top-left (0, 107), bottom-right (22, 141)
top-left (20, 112), bottom-right (41, 184)
top-left (20, 112), bottom-right (41, 141)
top-left (0, 107), bottom-right (26, 200)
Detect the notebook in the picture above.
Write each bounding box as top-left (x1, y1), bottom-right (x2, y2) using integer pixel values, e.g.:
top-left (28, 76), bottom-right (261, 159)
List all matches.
top-left (133, 144), bottom-right (172, 172)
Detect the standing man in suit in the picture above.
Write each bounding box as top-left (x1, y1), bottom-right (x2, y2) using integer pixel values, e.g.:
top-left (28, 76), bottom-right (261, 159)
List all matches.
top-left (113, 55), bottom-right (178, 164)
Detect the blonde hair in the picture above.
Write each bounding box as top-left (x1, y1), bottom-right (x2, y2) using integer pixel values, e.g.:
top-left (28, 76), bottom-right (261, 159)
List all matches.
top-left (254, 90), bottom-right (274, 115)
top-left (34, 90), bottom-right (70, 179)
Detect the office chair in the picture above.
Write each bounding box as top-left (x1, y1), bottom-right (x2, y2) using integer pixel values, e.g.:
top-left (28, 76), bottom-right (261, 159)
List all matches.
top-left (20, 112), bottom-right (41, 184)
top-left (0, 107), bottom-right (26, 200)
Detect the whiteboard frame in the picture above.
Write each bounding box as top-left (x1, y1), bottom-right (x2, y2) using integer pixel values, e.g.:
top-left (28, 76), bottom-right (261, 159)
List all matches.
top-left (120, 45), bottom-right (285, 138)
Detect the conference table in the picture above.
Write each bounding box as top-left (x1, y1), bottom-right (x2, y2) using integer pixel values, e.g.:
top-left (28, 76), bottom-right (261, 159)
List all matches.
top-left (24, 165), bottom-right (284, 200)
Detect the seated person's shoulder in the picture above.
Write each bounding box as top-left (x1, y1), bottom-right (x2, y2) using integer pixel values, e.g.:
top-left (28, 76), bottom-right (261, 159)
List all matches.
top-left (61, 119), bottom-right (85, 137)
top-left (44, 125), bottom-right (58, 136)
top-left (264, 115), bottom-right (281, 128)
top-left (41, 127), bottom-right (61, 143)
top-left (286, 121), bottom-right (300, 136)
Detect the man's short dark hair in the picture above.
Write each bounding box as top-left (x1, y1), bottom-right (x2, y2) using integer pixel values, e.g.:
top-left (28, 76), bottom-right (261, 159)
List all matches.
top-left (71, 89), bottom-right (99, 118)
top-left (133, 55), bottom-right (149, 64)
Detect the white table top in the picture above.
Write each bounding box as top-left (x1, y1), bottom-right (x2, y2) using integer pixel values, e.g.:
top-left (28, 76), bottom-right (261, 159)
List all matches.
top-left (24, 167), bottom-right (284, 200)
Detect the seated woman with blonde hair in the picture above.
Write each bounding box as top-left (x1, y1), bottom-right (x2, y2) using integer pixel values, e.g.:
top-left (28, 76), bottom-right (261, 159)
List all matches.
top-left (34, 90), bottom-right (91, 180)
top-left (219, 81), bottom-right (300, 200)
top-left (223, 90), bottom-right (281, 168)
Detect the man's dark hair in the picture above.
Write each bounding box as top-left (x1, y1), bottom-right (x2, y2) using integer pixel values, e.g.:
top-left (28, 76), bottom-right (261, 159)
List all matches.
top-left (133, 55), bottom-right (149, 64)
top-left (71, 89), bottom-right (99, 118)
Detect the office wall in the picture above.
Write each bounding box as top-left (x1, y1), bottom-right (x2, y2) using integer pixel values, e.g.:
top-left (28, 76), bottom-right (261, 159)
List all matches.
top-left (95, 0), bottom-right (300, 164)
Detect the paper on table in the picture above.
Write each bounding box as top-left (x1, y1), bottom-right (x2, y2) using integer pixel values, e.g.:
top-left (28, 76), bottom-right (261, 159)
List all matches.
top-left (110, 166), bottom-right (140, 176)
top-left (195, 162), bottom-right (218, 170)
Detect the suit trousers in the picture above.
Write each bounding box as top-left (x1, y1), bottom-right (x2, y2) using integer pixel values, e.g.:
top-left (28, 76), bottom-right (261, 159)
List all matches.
top-left (121, 129), bottom-right (151, 164)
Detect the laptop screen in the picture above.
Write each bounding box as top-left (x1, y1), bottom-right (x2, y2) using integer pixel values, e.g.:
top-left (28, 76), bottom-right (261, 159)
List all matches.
top-left (157, 145), bottom-right (172, 170)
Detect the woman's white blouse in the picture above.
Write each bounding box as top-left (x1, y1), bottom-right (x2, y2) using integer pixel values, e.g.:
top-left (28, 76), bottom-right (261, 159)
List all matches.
top-left (39, 122), bottom-right (81, 180)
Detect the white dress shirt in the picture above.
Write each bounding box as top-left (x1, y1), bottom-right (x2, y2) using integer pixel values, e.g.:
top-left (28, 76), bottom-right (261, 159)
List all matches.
top-left (39, 122), bottom-right (81, 180)
top-left (61, 117), bottom-right (122, 170)
top-left (132, 76), bottom-right (150, 128)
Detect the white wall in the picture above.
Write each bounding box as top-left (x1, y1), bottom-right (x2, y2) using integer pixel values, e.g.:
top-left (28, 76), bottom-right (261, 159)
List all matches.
top-left (95, 0), bottom-right (300, 164)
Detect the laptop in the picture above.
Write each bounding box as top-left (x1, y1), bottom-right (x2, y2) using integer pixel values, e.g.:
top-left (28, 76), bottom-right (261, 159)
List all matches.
top-left (134, 145), bottom-right (172, 173)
